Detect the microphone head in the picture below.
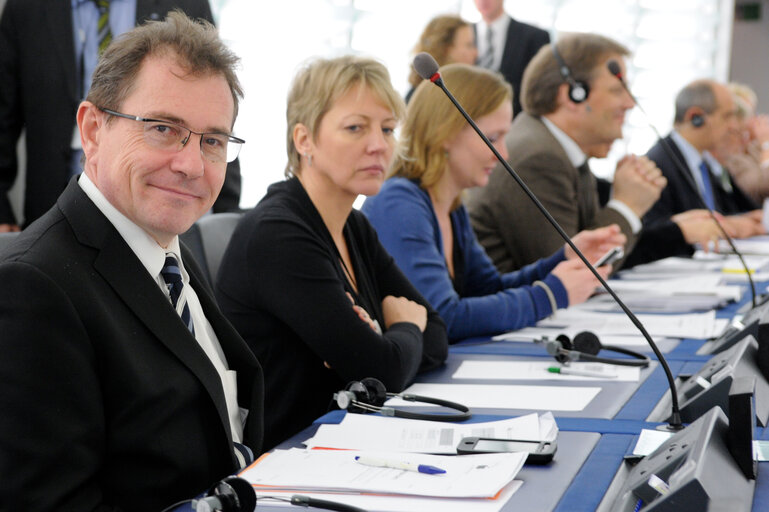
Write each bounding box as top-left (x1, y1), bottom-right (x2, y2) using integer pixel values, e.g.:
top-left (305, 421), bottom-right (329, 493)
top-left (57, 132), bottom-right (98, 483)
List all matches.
top-left (413, 52), bottom-right (440, 81)
top-left (606, 59), bottom-right (623, 79)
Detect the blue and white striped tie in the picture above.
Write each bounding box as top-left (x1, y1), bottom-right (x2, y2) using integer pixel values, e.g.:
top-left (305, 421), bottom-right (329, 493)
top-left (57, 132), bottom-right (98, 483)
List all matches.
top-left (160, 254), bottom-right (195, 335)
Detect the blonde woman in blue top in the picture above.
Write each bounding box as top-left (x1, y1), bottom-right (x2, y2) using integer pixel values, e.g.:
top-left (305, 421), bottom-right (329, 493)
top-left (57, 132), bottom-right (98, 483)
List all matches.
top-left (362, 64), bottom-right (624, 342)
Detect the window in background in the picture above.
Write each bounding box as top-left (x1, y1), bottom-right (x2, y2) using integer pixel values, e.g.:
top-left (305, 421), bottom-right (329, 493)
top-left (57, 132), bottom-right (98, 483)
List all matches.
top-left (212, 0), bottom-right (733, 207)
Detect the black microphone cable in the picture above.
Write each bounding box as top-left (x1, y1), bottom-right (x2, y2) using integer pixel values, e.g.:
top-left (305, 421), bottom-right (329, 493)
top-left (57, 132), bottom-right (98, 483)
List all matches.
top-left (606, 60), bottom-right (758, 309)
top-left (412, 52), bottom-right (684, 431)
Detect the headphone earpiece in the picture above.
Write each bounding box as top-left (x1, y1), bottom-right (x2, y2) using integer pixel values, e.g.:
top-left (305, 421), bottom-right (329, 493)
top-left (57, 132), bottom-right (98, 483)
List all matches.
top-left (572, 331), bottom-right (601, 356)
top-left (543, 331), bottom-right (650, 367)
top-left (334, 377), bottom-right (471, 422)
top-left (552, 44), bottom-right (590, 104)
top-left (691, 113), bottom-right (705, 128)
top-left (195, 476), bottom-right (256, 512)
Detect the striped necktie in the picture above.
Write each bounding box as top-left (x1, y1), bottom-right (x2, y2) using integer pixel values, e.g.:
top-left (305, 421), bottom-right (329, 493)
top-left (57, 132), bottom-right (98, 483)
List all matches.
top-left (478, 25), bottom-right (495, 69)
top-left (160, 254), bottom-right (195, 335)
top-left (93, 0), bottom-right (113, 55)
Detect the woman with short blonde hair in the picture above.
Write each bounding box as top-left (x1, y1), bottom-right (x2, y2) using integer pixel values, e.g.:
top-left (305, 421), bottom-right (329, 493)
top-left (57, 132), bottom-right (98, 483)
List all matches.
top-left (217, 56), bottom-right (448, 450)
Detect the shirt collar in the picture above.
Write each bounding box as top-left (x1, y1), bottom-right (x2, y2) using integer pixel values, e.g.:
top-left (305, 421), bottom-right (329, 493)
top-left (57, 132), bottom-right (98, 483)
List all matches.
top-left (541, 116), bottom-right (587, 168)
top-left (78, 173), bottom-right (183, 281)
top-left (670, 130), bottom-right (705, 171)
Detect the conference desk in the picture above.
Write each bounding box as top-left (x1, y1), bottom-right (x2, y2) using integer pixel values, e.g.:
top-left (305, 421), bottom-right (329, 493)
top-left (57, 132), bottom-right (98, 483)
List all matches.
top-left (179, 284), bottom-right (769, 511)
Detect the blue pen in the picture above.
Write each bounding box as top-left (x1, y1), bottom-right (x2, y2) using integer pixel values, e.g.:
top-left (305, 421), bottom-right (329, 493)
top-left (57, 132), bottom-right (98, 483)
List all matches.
top-left (354, 455), bottom-right (446, 475)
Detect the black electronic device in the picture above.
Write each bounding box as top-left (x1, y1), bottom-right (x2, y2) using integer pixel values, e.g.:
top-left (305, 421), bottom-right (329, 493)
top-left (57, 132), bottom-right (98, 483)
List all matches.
top-left (647, 336), bottom-right (769, 426)
top-left (413, 52), bottom-right (684, 431)
top-left (595, 246), bottom-right (624, 267)
top-left (606, 59), bottom-right (757, 309)
top-left (179, 476), bottom-right (368, 512)
top-left (192, 476), bottom-right (256, 512)
top-left (333, 377), bottom-right (471, 422)
top-left (691, 113), bottom-right (705, 127)
top-left (544, 331), bottom-right (650, 367)
top-left (700, 292), bottom-right (769, 354)
top-left (727, 377), bottom-right (757, 479)
top-left (551, 43), bottom-right (589, 103)
top-left (599, 407), bottom-right (755, 512)
top-left (456, 437), bottom-right (556, 464)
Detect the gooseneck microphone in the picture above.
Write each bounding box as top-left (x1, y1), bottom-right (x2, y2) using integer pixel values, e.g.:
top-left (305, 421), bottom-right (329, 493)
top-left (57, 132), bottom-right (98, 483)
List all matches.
top-left (413, 52), bottom-right (684, 431)
top-left (606, 60), bottom-right (757, 309)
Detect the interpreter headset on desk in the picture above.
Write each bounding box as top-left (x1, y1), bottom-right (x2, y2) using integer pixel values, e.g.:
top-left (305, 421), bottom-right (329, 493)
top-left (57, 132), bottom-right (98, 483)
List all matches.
top-left (334, 377), bottom-right (472, 421)
top-left (541, 331), bottom-right (650, 367)
top-left (160, 475), bottom-right (369, 512)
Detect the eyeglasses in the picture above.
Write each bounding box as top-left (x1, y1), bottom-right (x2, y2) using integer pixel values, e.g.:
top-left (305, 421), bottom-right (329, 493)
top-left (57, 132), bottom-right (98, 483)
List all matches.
top-left (99, 108), bottom-right (245, 163)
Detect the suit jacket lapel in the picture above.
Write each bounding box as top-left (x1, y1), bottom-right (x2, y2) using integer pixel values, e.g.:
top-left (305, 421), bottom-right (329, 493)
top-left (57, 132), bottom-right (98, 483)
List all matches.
top-left (58, 181), bottom-right (238, 451)
top-left (184, 247), bottom-right (264, 450)
top-left (666, 136), bottom-right (703, 199)
top-left (46, 1), bottom-right (77, 102)
top-left (499, 17), bottom-right (520, 77)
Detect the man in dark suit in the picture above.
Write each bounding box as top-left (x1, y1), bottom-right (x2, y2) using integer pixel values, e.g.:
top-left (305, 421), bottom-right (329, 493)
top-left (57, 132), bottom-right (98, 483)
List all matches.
top-left (642, 79), bottom-right (764, 259)
top-left (0, 13), bottom-right (263, 511)
top-left (473, 0), bottom-right (550, 116)
top-left (466, 33), bottom-right (668, 273)
top-left (0, 0), bottom-right (242, 232)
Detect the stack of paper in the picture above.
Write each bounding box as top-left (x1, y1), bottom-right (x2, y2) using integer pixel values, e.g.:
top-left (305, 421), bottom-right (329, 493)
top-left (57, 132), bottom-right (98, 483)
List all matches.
top-left (241, 448), bottom-right (526, 499)
top-left (304, 412), bottom-right (557, 453)
top-left (578, 274), bottom-right (741, 313)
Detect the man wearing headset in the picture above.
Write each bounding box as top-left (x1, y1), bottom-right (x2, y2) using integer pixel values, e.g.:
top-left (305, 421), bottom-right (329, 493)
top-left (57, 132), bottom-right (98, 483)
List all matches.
top-left (466, 32), bottom-right (666, 273)
top-left (641, 79), bottom-right (764, 260)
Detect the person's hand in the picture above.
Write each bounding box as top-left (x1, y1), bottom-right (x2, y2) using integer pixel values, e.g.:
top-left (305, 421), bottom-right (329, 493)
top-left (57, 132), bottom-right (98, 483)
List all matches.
top-left (748, 115), bottom-right (769, 144)
top-left (346, 292), bottom-right (380, 333)
top-left (550, 259), bottom-right (609, 306)
top-left (566, 224), bottom-right (626, 263)
top-left (381, 295), bottom-right (427, 332)
top-left (0, 223), bottom-right (20, 233)
top-left (720, 212), bottom-right (766, 239)
top-left (671, 209), bottom-right (724, 251)
top-left (612, 155), bottom-right (666, 218)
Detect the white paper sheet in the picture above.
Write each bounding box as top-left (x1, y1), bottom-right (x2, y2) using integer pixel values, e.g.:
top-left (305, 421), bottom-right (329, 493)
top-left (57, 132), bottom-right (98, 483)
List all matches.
top-left (386, 383), bottom-right (600, 412)
top-left (451, 360), bottom-right (640, 382)
top-left (304, 412), bottom-right (557, 453)
top-left (241, 448), bottom-right (526, 499)
top-left (254, 479), bottom-right (523, 512)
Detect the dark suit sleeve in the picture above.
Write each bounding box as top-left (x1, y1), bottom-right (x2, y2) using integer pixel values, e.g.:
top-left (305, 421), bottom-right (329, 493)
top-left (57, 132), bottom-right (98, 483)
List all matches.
top-left (0, 262), bottom-right (116, 511)
top-left (0, 1), bottom-right (22, 225)
top-left (622, 220), bottom-right (692, 269)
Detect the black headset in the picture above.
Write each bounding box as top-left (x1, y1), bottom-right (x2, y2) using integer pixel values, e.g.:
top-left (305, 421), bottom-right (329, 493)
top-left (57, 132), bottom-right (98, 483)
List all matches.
top-left (334, 377), bottom-right (471, 422)
top-left (191, 476), bottom-right (368, 512)
top-left (552, 43), bottom-right (589, 104)
top-left (193, 476), bottom-right (256, 512)
top-left (691, 112), bottom-right (705, 127)
top-left (543, 331), bottom-right (650, 367)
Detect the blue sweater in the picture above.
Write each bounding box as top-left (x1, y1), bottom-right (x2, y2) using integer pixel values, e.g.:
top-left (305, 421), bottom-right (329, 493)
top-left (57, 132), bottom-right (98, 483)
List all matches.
top-left (362, 177), bottom-right (568, 341)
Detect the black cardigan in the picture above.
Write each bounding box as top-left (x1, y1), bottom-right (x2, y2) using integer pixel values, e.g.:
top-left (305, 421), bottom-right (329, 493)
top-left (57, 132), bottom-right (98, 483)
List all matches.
top-left (216, 178), bottom-right (448, 450)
